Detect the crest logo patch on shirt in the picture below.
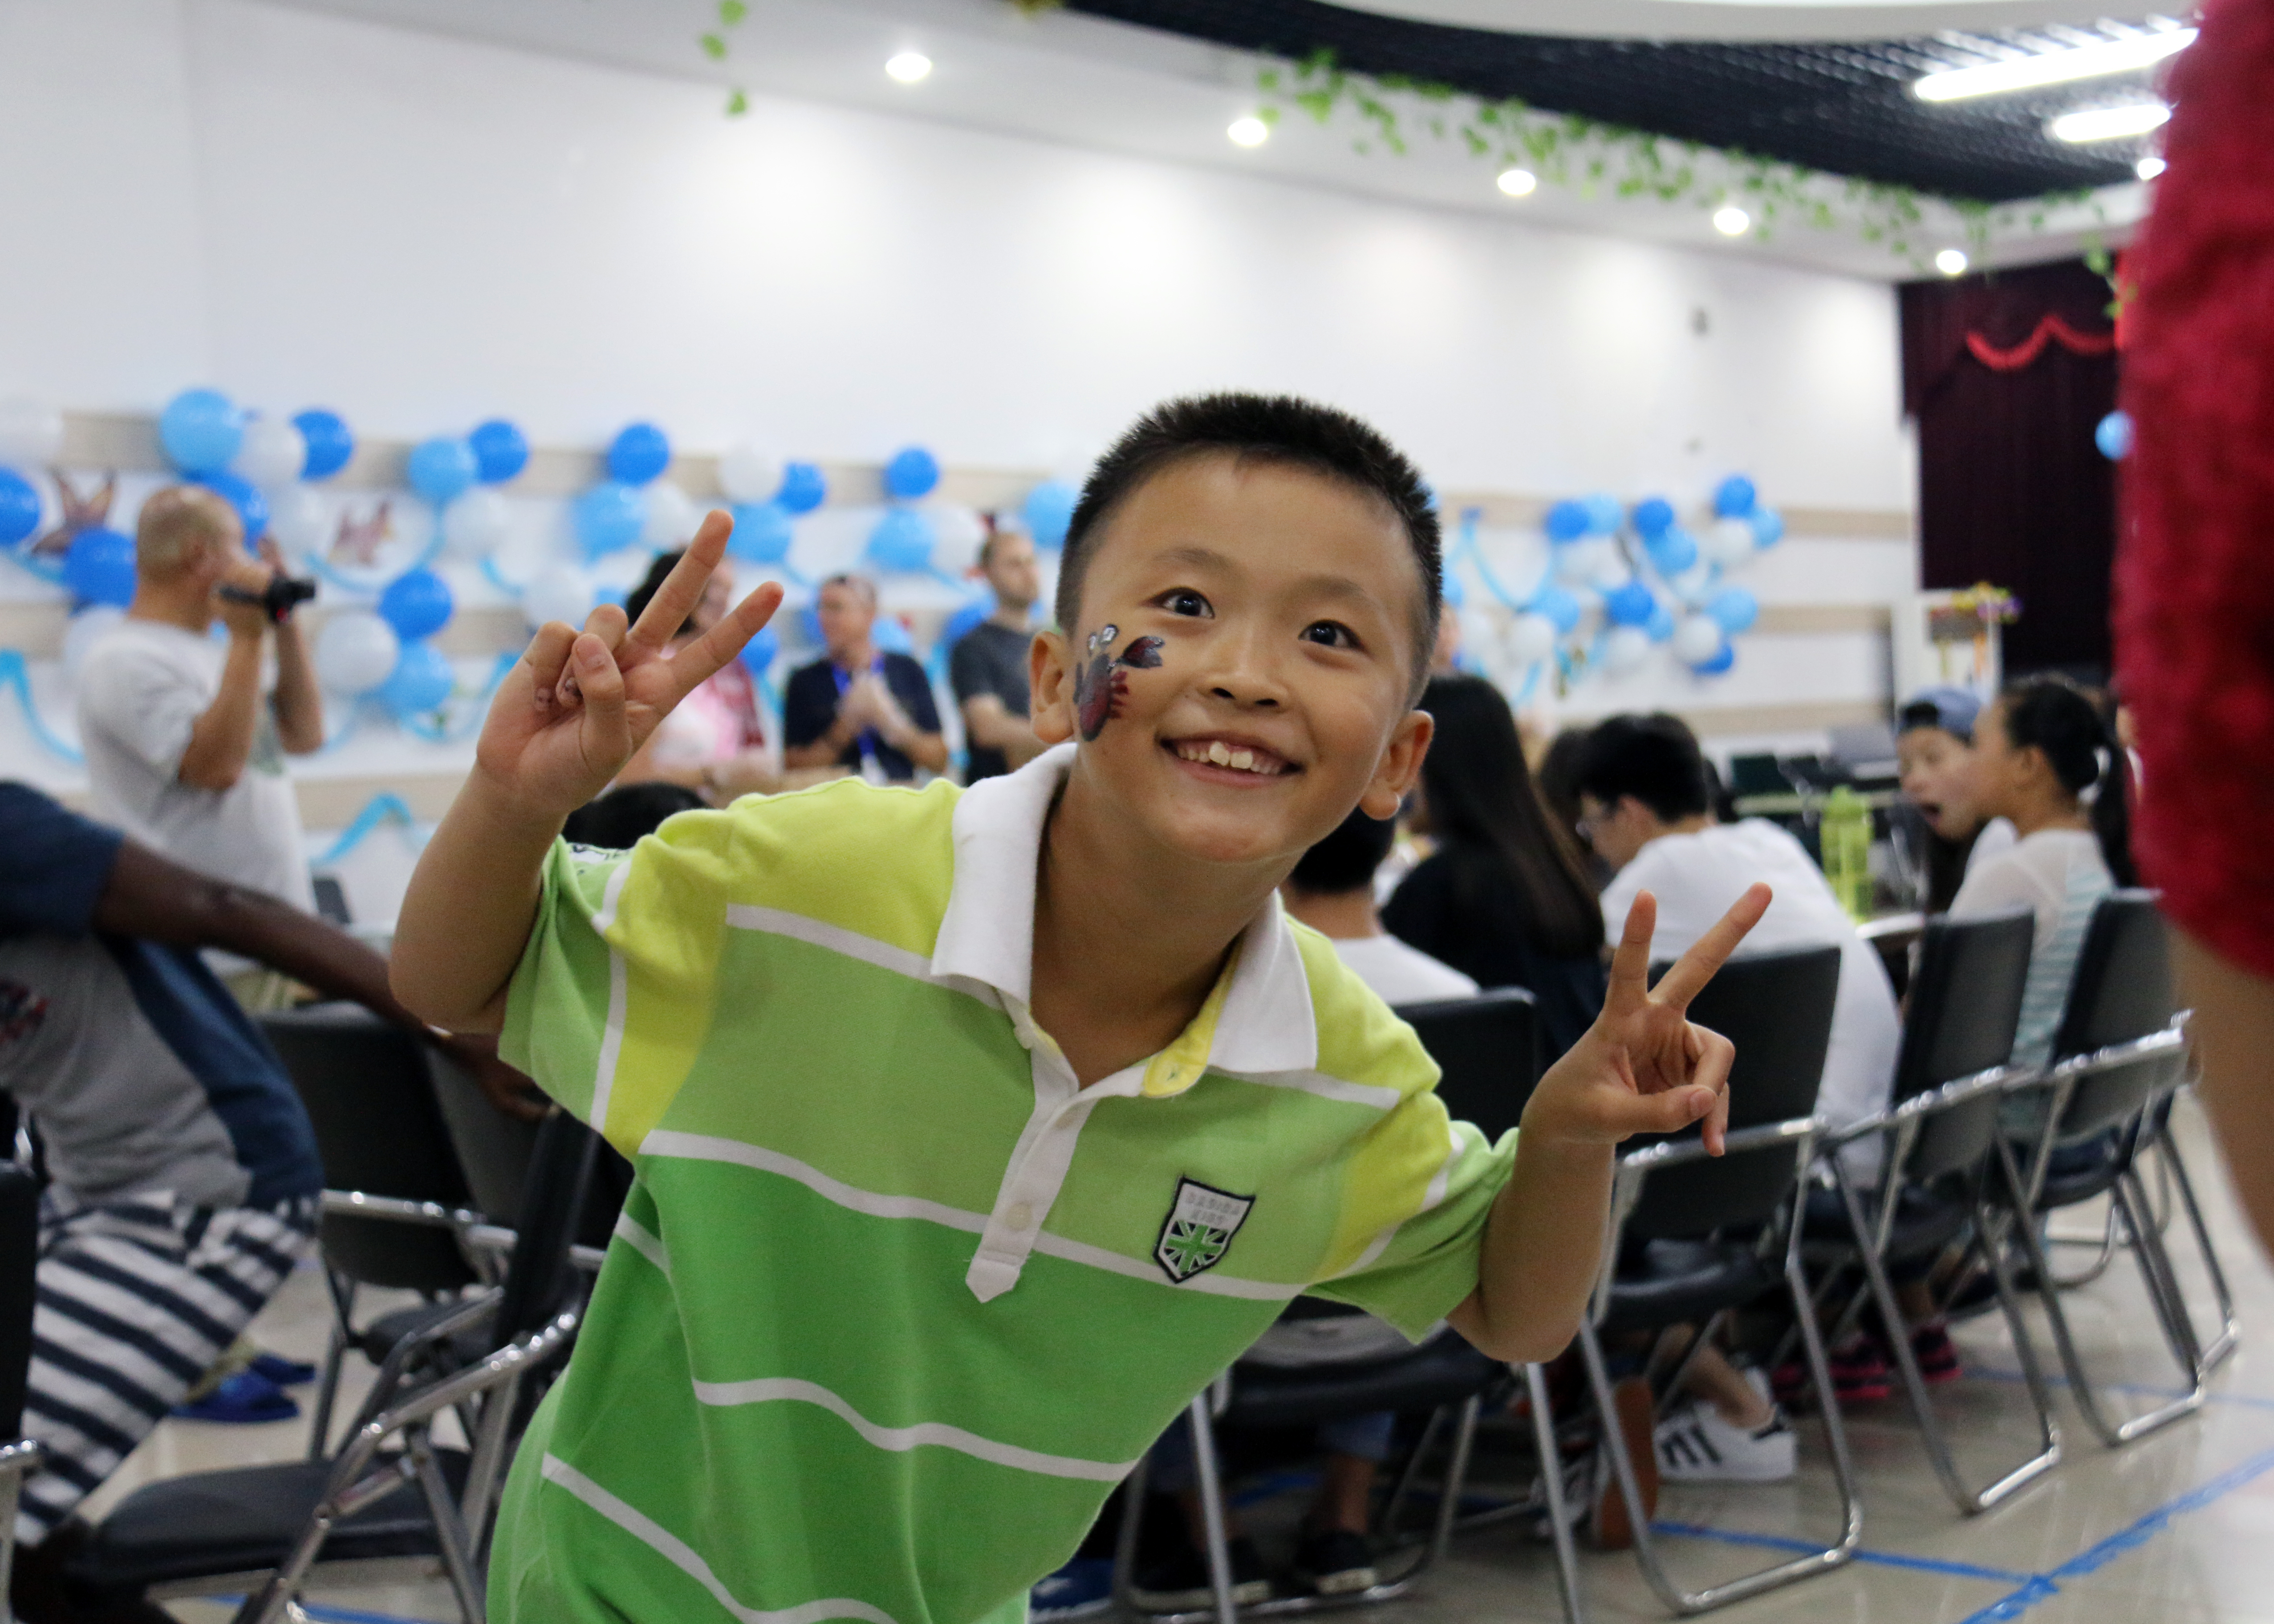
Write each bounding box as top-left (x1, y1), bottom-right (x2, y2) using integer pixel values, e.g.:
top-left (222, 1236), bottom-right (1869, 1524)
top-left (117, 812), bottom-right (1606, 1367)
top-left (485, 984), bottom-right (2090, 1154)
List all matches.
top-left (1155, 1177), bottom-right (1254, 1284)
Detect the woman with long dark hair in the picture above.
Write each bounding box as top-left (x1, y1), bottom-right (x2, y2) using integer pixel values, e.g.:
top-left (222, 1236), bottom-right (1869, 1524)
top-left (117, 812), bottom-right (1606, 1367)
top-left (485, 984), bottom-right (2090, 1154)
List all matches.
top-left (1951, 674), bottom-right (2134, 1068)
top-left (1382, 674), bottom-right (1606, 1057)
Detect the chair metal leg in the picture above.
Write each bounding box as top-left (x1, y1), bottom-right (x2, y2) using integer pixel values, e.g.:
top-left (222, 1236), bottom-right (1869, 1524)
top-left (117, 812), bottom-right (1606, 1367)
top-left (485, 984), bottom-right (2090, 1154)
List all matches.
top-left (1524, 1364), bottom-right (1587, 1624)
top-left (410, 1430), bottom-right (485, 1624)
top-left (0, 1440), bottom-right (43, 1624)
top-left (1186, 1397), bottom-right (1239, 1624)
top-left (2047, 1204), bottom-right (2121, 1290)
top-left (2115, 1172), bottom-right (2205, 1382)
top-left (1427, 1394), bottom-right (1481, 1565)
top-left (1110, 1451), bottom-right (1153, 1616)
top-left (2156, 1135), bottom-right (2241, 1376)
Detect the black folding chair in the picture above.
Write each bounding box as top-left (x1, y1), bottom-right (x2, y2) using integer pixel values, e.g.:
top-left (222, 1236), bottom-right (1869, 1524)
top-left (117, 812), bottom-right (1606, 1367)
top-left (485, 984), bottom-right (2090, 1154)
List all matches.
top-left (67, 1111), bottom-right (599, 1624)
top-left (0, 1163), bottom-right (41, 1624)
top-left (1994, 892), bottom-right (2211, 1448)
top-left (1552, 944), bottom-right (1859, 1620)
top-left (1810, 908), bottom-right (2062, 1514)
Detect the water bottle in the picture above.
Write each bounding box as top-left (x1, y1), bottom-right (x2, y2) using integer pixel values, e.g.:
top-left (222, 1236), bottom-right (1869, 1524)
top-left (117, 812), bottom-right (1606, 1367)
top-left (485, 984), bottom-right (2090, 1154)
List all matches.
top-left (1821, 786), bottom-right (1873, 922)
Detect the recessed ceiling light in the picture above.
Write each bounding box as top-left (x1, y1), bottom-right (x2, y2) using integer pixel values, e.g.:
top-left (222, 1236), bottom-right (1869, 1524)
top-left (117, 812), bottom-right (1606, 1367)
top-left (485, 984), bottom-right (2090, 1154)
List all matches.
top-left (1915, 28), bottom-right (2194, 102)
top-left (1227, 115), bottom-right (1270, 148)
top-left (2137, 154), bottom-right (2168, 179)
top-left (1712, 205), bottom-right (1750, 237)
top-left (2051, 102), bottom-right (2171, 143)
top-left (1935, 248), bottom-right (1969, 277)
top-left (885, 52), bottom-right (932, 84)
top-left (1497, 167), bottom-right (1538, 197)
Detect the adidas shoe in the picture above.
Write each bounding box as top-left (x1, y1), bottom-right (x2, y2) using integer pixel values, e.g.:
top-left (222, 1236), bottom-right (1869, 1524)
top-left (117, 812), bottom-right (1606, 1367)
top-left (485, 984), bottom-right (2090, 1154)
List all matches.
top-left (1654, 1401), bottom-right (1797, 1483)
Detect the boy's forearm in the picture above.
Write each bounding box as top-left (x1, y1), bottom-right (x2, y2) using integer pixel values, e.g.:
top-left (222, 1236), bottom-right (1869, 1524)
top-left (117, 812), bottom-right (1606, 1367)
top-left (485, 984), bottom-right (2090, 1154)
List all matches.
top-left (1459, 1134), bottom-right (1615, 1364)
top-left (390, 768), bottom-right (564, 1032)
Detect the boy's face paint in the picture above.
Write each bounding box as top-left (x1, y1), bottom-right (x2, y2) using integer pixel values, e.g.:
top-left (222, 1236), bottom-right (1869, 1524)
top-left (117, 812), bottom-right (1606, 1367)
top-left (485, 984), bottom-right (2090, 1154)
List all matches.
top-left (1073, 624), bottom-right (1166, 742)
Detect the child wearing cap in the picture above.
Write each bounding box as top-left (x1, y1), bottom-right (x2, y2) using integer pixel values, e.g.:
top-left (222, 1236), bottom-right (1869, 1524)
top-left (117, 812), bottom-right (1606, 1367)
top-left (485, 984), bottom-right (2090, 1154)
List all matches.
top-left (1895, 686), bottom-right (2016, 912)
top-left (392, 393), bottom-right (1765, 1624)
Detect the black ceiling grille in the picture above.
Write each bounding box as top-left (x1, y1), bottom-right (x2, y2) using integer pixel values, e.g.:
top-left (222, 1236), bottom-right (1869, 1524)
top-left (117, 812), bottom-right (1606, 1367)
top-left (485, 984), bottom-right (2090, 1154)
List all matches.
top-left (1066, 0), bottom-right (2165, 200)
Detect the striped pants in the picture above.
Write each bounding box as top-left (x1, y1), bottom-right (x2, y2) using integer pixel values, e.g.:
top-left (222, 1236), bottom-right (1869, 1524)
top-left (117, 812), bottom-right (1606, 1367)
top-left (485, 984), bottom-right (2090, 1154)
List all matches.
top-left (17, 1190), bottom-right (314, 1546)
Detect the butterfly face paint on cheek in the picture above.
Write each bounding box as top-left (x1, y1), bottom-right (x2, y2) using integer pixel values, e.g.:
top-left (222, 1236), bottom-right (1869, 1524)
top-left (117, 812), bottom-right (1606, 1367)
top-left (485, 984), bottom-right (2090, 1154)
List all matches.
top-left (1073, 623), bottom-right (1165, 742)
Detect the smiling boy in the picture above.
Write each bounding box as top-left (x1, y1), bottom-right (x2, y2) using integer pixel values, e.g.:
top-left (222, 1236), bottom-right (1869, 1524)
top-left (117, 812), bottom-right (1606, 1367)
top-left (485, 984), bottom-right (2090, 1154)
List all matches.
top-left (391, 394), bottom-right (1763, 1624)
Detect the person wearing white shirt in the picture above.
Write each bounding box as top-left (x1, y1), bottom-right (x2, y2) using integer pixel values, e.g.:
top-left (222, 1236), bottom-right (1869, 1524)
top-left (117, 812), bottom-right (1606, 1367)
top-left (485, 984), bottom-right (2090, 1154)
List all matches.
top-left (1283, 806), bottom-right (1481, 1005)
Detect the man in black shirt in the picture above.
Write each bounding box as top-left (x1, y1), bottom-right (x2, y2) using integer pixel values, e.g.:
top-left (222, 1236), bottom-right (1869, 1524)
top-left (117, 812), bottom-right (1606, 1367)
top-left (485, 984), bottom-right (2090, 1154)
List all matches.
top-left (781, 574), bottom-right (946, 783)
top-left (948, 525), bottom-right (1048, 783)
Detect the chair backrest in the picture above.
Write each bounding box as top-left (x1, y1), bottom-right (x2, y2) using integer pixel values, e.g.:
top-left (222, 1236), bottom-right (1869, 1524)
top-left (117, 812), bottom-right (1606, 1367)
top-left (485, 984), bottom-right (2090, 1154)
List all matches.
top-left (1892, 908), bottom-right (2036, 1182)
top-left (0, 1164), bottom-right (37, 1441)
top-left (1394, 989), bottom-right (1542, 1145)
top-left (423, 1047), bottom-right (540, 1224)
top-left (495, 1112), bottom-right (600, 1343)
top-left (1628, 944), bottom-right (1842, 1238)
top-left (2048, 892), bottom-right (2177, 1141)
top-left (259, 1004), bottom-right (479, 1293)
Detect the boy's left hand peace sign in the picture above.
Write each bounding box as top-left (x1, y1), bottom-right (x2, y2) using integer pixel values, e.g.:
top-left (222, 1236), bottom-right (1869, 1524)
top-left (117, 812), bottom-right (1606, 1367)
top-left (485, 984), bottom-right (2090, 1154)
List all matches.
top-left (1522, 884), bottom-right (1771, 1156)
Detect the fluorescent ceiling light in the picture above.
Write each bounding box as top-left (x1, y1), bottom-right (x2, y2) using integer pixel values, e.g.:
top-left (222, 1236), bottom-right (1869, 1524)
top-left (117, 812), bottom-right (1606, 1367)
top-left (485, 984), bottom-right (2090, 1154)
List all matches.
top-left (1712, 205), bottom-right (1750, 237)
top-left (885, 52), bottom-right (932, 84)
top-left (1227, 115), bottom-right (1270, 147)
top-left (1916, 28), bottom-right (2193, 102)
top-left (1935, 248), bottom-right (1969, 277)
top-left (2136, 154), bottom-right (2168, 179)
top-left (1497, 167), bottom-right (1537, 196)
top-left (2051, 102), bottom-right (2171, 143)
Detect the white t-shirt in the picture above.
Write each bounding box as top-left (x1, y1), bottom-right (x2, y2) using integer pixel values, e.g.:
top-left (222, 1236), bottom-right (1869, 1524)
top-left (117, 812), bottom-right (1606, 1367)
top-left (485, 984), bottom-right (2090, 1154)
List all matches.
top-left (75, 618), bottom-right (314, 910)
top-left (1328, 933), bottom-right (1481, 1007)
top-left (1950, 828), bottom-right (2112, 1069)
top-left (1966, 816), bottom-right (2018, 877)
top-left (1601, 820), bottom-right (1902, 1177)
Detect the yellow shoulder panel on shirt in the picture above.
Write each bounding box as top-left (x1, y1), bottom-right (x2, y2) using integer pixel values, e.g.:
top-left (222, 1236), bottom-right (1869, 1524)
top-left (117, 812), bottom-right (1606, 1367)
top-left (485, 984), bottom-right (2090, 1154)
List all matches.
top-left (718, 776), bottom-right (961, 955)
top-left (1287, 921), bottom-right (1442, 1102)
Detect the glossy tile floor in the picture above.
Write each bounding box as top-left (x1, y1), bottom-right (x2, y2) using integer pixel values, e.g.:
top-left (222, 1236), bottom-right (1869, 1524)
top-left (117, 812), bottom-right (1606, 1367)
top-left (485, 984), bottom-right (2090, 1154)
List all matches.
top-left (94, 1094), bottom-right (2274, 1624)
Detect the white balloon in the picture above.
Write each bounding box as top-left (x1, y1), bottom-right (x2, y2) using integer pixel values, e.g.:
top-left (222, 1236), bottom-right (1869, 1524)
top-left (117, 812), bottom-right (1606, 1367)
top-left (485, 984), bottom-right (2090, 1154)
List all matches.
top-left (314, 611), bottom-right (400, 696)
top-left (930, 505), bottom-right (987, 558)
top-left (1599, 624), bottom-right (1652, 676)
top-left (717, 443), bottom-right (784, 505)
top-left (642, 482), bottom-right (701, 549)
top-left (1508, 612), bottom-right (1559, 665)
top-left (1667, 562), bottom-right (1717, 606)
top-left (443, 487), bottom-right (512, 558)
top-left (234, 417), bottom-right (308, 488)
top-left (523, 566), bottom-right (592, 630)
top-left (0, 396), bottom-right (64, 467)
top-left (1589, 551), bottom-right (1633, 591)
top-left (1553, 539), bottom-right (1605, 583)
top-left (268, 484), bottom-right (330, 558)
top-left (1672, 613), bottom-right (1726, 664)
top-left (1701, 517), bottom-right (1758, 569)
top-left (62, 606), bottom-right (125, 682)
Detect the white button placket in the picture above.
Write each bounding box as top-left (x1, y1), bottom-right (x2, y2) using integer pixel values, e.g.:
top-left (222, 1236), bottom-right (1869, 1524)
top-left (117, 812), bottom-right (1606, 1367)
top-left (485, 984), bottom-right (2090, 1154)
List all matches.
top-left (965, 999), bottom-right (1143, 1303)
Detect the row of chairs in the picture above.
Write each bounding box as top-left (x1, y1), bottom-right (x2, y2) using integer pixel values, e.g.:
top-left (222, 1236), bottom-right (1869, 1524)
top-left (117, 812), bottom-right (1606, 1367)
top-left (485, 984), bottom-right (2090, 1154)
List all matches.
top-left (1152, 892), bottom-right (2236, 1624)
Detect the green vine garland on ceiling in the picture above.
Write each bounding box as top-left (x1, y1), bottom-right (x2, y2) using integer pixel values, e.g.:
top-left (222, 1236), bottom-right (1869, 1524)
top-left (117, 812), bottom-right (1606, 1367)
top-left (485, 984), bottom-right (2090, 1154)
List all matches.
top-left (1253, 49), bottom-right (2102, 271)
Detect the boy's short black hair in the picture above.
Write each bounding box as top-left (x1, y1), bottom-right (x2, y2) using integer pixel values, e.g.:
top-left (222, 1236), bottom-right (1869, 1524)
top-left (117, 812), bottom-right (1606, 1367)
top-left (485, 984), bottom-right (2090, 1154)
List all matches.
top-left (1288, 805), bottom-right (1397, 896)
top-left (1056, 393), bottom-right (1441, 685)
top-left (1573, 713), bottom-right (1713, 824)
top-left (563, 782), bottom-right (707, 850)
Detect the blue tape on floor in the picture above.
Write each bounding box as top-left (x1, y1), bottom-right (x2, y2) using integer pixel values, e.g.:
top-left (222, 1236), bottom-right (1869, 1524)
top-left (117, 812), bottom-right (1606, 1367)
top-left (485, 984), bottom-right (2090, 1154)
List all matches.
top-left (1651, 1521), bottom-right (2030, 1585)
top-left (212, 1598), bottom-right (443, 1624)
top-left (1972, 1366), bottom-right (2274, 1410)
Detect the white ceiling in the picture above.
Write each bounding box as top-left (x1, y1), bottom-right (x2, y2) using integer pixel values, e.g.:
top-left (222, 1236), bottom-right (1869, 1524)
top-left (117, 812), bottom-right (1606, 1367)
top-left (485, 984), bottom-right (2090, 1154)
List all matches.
top-left (265, 0), bottom-right (2142, 280)
top-left (1340, 0), bottom-right (2135, 42)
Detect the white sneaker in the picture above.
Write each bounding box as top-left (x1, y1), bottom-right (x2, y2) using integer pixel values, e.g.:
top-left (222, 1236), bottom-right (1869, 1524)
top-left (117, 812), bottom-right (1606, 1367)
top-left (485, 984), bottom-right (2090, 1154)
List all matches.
top-left (1653, 1401), bottom-right (1797, 1483)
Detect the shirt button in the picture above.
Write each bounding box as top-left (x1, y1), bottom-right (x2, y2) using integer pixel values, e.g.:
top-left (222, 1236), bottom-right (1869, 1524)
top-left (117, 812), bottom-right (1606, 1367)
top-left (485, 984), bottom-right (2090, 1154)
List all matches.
top-left (1005, 1202), bottom-right (1034, 1231)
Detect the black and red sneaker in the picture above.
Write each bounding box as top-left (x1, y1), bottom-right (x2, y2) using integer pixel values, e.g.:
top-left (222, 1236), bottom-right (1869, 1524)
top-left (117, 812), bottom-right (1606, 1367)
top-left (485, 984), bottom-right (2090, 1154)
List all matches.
top-left (1910, 1320), bottom-right (1962, 1384)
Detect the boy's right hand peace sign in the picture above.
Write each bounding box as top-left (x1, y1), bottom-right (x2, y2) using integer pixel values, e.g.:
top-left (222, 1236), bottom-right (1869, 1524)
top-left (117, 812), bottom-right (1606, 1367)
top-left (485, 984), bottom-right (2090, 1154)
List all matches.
top-left (1519, 883), bottom-right (1772, 1157)
top-left (474, 511), bottom-right (783, 819)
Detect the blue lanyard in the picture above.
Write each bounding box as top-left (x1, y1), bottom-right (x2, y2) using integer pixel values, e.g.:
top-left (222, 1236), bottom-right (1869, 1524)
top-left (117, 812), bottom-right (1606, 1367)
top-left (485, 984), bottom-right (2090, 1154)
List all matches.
top-left (831, 654), bottom-right (886, 761)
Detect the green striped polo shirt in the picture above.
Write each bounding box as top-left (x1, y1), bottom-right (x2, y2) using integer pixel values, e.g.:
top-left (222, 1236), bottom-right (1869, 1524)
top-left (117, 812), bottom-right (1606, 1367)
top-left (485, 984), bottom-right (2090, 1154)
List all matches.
top-left (488, 744), bottom-right (1518, 1624)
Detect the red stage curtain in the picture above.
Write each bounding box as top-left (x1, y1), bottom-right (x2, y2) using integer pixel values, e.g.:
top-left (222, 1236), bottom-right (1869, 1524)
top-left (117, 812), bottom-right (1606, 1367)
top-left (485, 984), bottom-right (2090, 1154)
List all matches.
top-left (1898, 258), bottom-right (2119, 677)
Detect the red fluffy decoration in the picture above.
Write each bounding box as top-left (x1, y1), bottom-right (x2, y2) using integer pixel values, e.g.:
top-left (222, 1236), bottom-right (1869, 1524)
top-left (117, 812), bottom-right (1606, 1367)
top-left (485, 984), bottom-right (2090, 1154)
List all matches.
top-left (2116, 0), bottom-right (2274, 978)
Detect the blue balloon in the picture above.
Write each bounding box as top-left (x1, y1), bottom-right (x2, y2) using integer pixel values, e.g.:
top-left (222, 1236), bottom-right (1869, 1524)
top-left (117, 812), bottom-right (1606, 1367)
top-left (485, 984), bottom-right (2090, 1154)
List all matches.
top-left (380, 640), bottom-right (455, 717)
top-left (160, 389), bottom-right (243, 475)
top-left (1691, 641), bottom-right (1736, 676)
top-left (1531, 585), bottom-right (1582, 635)
top-left (1647, 527), bottom-right (1698, 577)
top-left (1748, 507), bottom-right (1785, 548)
top-left (1646, 604), bottom-right (1676, 643)
top-left (865, 508), bottom-right (935, 574)
top-left (872, 615), bottom-right (914, 656)
top-left (1583, 493), bottom-right (1623, 536)
top-left (64, 528), bottom-right (136, 606)
top-left (1419, 481), bottom-right (1441, 513)
top-left (293, 410), bottom-right (354, 480)
top-left (1603, 579), bottom-right (1657, 627)
top-left (1543, 499), bottom-right (1590, 544)
top-left (940, 593), bottom-right (997, 653)
top-left (739, 625), bottom-right (778, 677)
top-left (608, 422), bottom-right (671, 486)
top-left (1439, 566), bottom-right (1466, 610)
top-left (0, 468), bottom-right (40, 546)
top-left (192, 470), bottom-right (268, 543)
top-left (469, 419), bottom-right (529, 483)
top-left (574, 482), bottom-right (646, 560)
top-left (1707, 585), bottom-right (1759, 633)
top-left (776, 461), bottom-right (828, 516)
top-left (407, 438), bottom-right (476, 506)
top-left (1023, 480), bottom-right (1079, 551)
top-left (797, 605), bottom-right (823, 647)
top-left (2095, 410), bottom-right (2134, 461)
top-left (1712, 475), bottom-right (1758, 519)
top-left (727, 501), bottom-right (794, 565)
top-left (882, 447), bottom-right (940, 501)
top-left (1632, 497), bottom-right (1675, 540)
top-left (379, 568), bottom-right (454, 640)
